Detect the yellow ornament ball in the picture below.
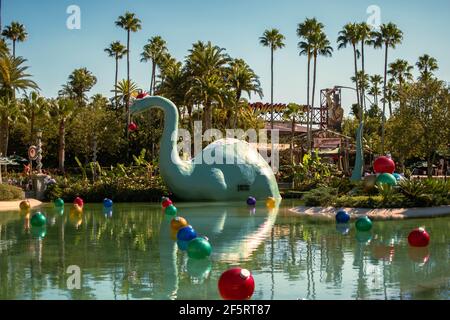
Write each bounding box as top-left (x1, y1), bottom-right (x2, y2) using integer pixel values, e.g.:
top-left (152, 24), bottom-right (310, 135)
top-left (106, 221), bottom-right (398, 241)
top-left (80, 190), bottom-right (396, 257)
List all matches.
top-left (170, 216), bottom-right (189, 232)
top-left (19, 200), bottom-right (31, 211)
top-left (266, 197), bottom-right (276, 209)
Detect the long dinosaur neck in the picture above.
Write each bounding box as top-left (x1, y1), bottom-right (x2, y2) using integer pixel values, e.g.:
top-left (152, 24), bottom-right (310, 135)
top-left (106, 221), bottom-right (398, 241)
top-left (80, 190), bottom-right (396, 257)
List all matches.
top-left (131, 96), bottom-right (192, 177)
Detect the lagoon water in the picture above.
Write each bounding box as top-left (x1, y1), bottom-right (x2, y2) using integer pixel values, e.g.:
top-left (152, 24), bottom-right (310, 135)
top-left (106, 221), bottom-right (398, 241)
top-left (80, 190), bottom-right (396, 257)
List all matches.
top-left (0, 201), bottom-right (448, 300)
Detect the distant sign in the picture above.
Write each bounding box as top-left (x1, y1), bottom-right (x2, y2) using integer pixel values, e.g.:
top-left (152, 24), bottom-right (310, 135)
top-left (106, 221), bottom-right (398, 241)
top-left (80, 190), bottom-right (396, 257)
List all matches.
top-left (28, 146), bottom-right (38, 160)
top-left (314, 138), bottom-right (341, 149)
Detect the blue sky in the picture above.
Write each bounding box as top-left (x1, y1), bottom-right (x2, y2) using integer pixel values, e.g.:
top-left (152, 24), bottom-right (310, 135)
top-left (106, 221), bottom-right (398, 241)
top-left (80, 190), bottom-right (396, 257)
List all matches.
top-left (3, 0), bottom-right (450, 115)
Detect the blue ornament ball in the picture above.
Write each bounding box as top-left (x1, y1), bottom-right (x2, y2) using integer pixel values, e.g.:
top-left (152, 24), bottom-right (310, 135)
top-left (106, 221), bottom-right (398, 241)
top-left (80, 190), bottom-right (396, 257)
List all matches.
top-left (247, 197), bottom-right (257, 206)
top-left (335, 210), bottom-right (350, 224)
top-left (103, 198), bottom-right (113, 208)
top-left (177, 226), bottom-right (197, 242)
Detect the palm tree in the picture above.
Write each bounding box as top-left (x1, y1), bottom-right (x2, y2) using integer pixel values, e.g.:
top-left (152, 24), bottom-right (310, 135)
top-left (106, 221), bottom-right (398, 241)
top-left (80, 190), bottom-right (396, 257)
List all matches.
top-left (388, 59), bottom-right (413, 112)
top-left (141, 36), bottom-right (168, 95)
top-left (113, 79), bottom-right (140, 108)
top-left (369, 75), bottom-right (383, 107)
top-left (259, 29), bottom-right (285, 130)
top-left (283, 103), bottom-right (303, 164)
top-left (227, 58), bottom-right (263, 128)
top-left (104, 41), bottom-right (127, 106)
top-left (1, 21), bottom-right (27, 58)
top-left (310, 31), bottom-right (333, 146)
top-left (22, 91), bottom-right (48, 144)
top-left (297, 18), bottom-right (324, 151)
top-left (372, 22), bottom-right (403, 154)
top-left (50, 98), bottom-right (76, 172)
top-left (115, 12), bottom-right (142, 128)
top-left (0, 38), bottom-right (8, 55)
top-left (0, 54), bottom-right (38, 155)
top-left (60, 68), bottom-right (97, 107)
top-left (351, 71), bottom-right (370, 102)
top-left (416, 54), bottom-right (438, 81)
top-left (357, 22), bottom-right (372, 113)
top-left (185, 41), bottom-right (230, 130)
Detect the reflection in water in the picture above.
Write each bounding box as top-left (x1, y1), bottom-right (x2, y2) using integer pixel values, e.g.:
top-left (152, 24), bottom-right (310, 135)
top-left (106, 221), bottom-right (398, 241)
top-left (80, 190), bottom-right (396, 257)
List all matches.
top-left (0, 202), bottom-right (448, 300)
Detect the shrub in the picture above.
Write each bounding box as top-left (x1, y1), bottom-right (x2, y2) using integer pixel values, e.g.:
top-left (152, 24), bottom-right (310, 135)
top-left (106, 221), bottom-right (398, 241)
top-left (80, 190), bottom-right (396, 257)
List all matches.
top-left (0, 184), bottom-right (25, 201)
top-left (302, 187), bottom-right (338, 207)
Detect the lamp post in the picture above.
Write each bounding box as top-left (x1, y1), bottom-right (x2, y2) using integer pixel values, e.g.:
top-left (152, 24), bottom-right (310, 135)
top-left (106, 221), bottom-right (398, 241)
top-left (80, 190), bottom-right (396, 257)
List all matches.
top-left (36, 129), bottom-right (43, 174)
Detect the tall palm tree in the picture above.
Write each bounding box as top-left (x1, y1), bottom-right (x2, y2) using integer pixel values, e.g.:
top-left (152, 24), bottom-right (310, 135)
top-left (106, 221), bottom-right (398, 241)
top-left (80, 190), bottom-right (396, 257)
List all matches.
top-left (60, 68), bottom-right (97, 107)
top-left (227, 58), bottom-right (263, 128)
top-left (50, 98), bottom-right (76, 172)
top-left (416, 54), bottom-right (438, 81)
top-left (141, 36), bottom-right (168, 95)
top-left (0, 38), bottom-right (8, 56)
top-left (388, 59), bottom-right (413, 112)
top-left (22, 91), bottom-right (48, 144)
top-left (310, 31), bottom-right (333, 147)
top-left (1, 21), bottom-right (27, 58)
top-left (297, 18), bottom-right (324, 151)
top-left (283, 103), bottom-right (303, 164)
top-left (351, 71), bottom-right (370, 103)
top-left (115, 12), bottom-right (142, 128)
top-left (0, 54), bottom-right (38, 156)
top-left (357, 22), bottom-right (372, 114)
top-left (104, 41), bottom-right (127, 106)
top-left (259, 29), bottom-right (285, 130)
top-left (369, 74), bottom-right (383, 107)
top-left (372, 22), bottom-right (403, 154)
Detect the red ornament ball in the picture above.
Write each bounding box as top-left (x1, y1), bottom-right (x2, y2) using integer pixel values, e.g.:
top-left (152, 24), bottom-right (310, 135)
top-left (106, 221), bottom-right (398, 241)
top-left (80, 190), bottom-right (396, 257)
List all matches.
top-left (218, 268), bottom-right (255, 300)
top-left (73, 197), bottom-right (84, 208)
top-left (374, 156), bottom-right (395, 174)
top-left (136, 92), bottom-right (149, 99)
top-left (408, 227), bottom-right (430, 247)
top-left (128, 122), bottom-right (138, 132)
top-left (162, 198), bottom-right (173, 209)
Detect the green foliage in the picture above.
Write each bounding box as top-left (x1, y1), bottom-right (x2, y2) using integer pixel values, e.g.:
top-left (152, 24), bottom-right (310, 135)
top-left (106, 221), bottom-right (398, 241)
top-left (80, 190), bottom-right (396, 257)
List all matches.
top-left (398, 179), bottom-right (450, 207)
top-left (302, 187), bottom-right (338, 207)
top-left (0, 184), bottom-right (24, 201)
top-left (335, 195), bottom-right (385, 208)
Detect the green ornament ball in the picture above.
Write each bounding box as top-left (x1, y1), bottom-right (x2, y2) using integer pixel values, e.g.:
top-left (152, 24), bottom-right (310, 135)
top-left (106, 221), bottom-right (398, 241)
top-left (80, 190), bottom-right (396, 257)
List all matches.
top-left (355, 216), bottom-right (373, 232)
top-left (165, 204), bottom-right (178, 216)
top-left (30, 212), bottom-right (47, 227)
top-left (187, 237), bottom-right (212, 260)
top-left (376, 173), bottom-right (397, 187)
top-left (54, 198), bottom-right (65, 208)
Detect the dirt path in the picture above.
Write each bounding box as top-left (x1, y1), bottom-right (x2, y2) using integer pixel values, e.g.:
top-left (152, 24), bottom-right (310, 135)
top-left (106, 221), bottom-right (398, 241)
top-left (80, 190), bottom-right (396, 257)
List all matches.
top-left (0, 199), bottom-right (44, 212)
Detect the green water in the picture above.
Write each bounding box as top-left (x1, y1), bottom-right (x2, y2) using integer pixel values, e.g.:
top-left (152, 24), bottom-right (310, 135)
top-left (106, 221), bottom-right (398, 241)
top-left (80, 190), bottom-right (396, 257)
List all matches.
top-left (0, 201), bottom-right (448, 300)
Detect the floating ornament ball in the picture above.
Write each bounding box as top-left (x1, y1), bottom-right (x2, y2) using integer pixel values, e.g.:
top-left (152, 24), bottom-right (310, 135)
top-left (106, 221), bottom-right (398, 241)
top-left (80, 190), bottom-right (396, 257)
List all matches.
top-left (162, 198), bottom-right (173, 209)
top-left (171, 216), bottom-right (189, 231)
top-left (247, 197), bottom-right (257, 206)
top-left (376, 173), bottom-right (397, 187)
top-left (392, 173), bottom-right (404, 182)
top-left (218, 268), bottom-right (255, 300)
top-left (73, 197), bottom-right (84, 208)
top-left (54, 198), bottom-right (64, 208)
top-left (355, 216), bottom-right (373, 232)
top-left (128, 122), bottom-right (138, 132)
top-left (408, 227), bottom-right (430, 247)
top-left (136, 92), bottom-right (149, 99)
top-left (335, 210), bottom-right (350, 224)
top-left (103, 198), bottom-right (113, 208)
top-left (19, 200), bottom-right (31, 211)
top-left (187, 237), bottom-right (212, 260)
top-left (177, 226), bottom-right (197, 242)
top-left (266, 197), bottom-right (276, 209)
top-left (30, 212), bottom-right (47, 227)
top-left (165, 204), bottom-right (178, 216)
top-left (374, 156), bottom-right (395, 174)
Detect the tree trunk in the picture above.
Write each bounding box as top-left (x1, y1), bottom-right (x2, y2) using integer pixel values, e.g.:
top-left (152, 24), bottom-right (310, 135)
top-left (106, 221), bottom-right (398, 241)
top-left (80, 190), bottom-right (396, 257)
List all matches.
top-left (310, 52), bottom-right (318, 151)
top-left (291, 118), bottom-right (295, 164)
top-left (0, 114), bottom-right (8, 156)
top-left (270, 47), bottom-right (274, 130)
top-left (114, 56), bottom-right (119, 107)
top-left (150, 61), bottom-right (156, 95)
top-left (361, 42), bottom-right (366, 116)
top-left (12, 40), bottom-right (15, 58)
top-left (353, 45), bottom-right (360, 109)
top-left (58, 119), bottom-right (65, 172)
top-left (126, 30), bottom-right (131, 130)
top-left (306, 53), bottom-right (311, 153)
top-left (381, 44), bottom-right (388, 155)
